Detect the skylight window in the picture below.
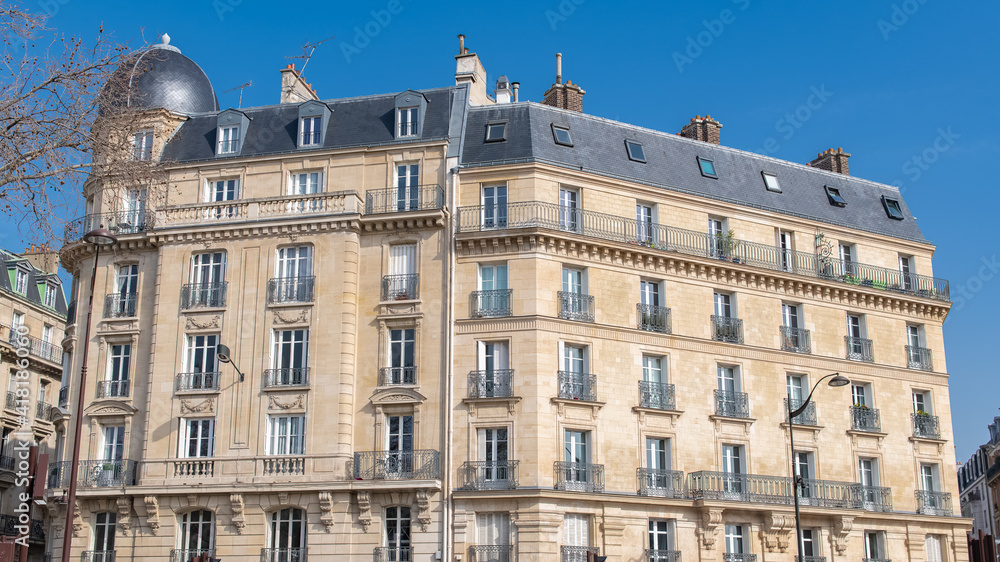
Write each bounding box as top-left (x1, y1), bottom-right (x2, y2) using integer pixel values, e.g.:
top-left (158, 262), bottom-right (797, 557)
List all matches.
top-left (825, 186), bottom-right (846, 207)
top-left (552, 125), bottom-right (573, 147)
top-left (882, 196), bottom-right (904, 220)
top-left (625, 140), bottom-right (646, 163)
top-left (485, 122), bottom-right (507, 142)
top-left (761, 172), bottom-right (781, 193)
top-left (697, 156), bottom-right (717, 178)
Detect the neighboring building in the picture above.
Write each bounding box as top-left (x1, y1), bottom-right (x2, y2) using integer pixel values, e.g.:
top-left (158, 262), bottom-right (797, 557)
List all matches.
top-left (0, 245), bottom-right (69, 560)
top-left (959, 440), bottom-right (995, 540)
top-left (50, 34), bottom-right (968, 562)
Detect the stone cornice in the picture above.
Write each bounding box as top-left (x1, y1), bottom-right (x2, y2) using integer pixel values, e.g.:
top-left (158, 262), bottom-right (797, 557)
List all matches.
top-left (359, 211), bottom-right (447, 233)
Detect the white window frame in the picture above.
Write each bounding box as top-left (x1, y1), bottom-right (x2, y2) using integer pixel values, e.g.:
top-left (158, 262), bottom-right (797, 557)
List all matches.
top-left (217, 125), bottom-right (240, 154)
top-left (179, 418), bottom-right (215, 458)
top-left (276, 246), bottom-right (313, 279)
top-left (205, 179), bottom-right (239, 204)
top-left (481, 184), bottom-right (508, 229)
top-left (912, 390), bottom-right (931, 414)
top-left (12, 269), bottom-right (27, 295)
top-left (562, 513), bottom-right (589, 548)
top-left (476, 512), bottom-right (512, 548)
top-left (289, 171), bottom-right (323, 196)
top-left (300, 116), bottom-right (322, 146)
top-left (713, 292), bottom-right (735, 318)
top-left (781, 302), bottom-right (800, 328)
top-left (184, 334), bottom-right (220, 375)
top-left (636, 202), bottom-right (656, 244)
top-left (132, 130), bottom-right (154, 161)
top-left (269, 508), bottom-right (306, 551)
top-left (272, 329), bottom-right (309, 371)
top-left (724, 524), bottom-right (745, 554)
top-left (178, 510), bottom-right (215, 552)
top-left (190, 252), bottom-right (227, 285)
top-left (397, 107), bottom-right (418, 137)
top-left (43, 283), bottom-right (57, 307)
top-left (266, 415), bottom-right (306, 455)
top-left (852, 383), bottom-right (872, 407)
top-left (106, 343), bottom-right (131, 384)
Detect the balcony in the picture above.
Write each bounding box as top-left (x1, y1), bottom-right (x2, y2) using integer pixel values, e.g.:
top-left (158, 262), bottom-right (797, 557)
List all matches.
top-left (468, 369), bottom-right (514, 398)
top-left (260, 456), bottom-right (305, 477)
top-left (912, 413), bottom-right (941, 439)
top-left (80, 551), bottom-right (116, 562)
top-left (915, 490), bottom-right (952, 515)
top-left (66, 300), bottom-right (77, 325)
top-left (373, 547), bottom-right (410, 562)
top-left (637, 303), bottom-right (671, 333)
top-left (176, 372), bottom-right (221, 392)
top-left (637, 468), bottom-right (684, 498)
top-left (797, 557), bottom-right (826, 562)
top-left (785, 398), bottom-right (817, 425)
top-left (4, 391), bottom-right (15, 412)
top-left (554, 461), bottom-right (604, 493)
top-left (455, 201), bottom-right (951, 301)
top-left (851, 406), bottom-right (882, 432)
top-left (723, 556), bottom-right (756, 562)
top-left (906, 345), bottom-right (933, 371)
top-left (365, 184), bottom-right (444, 214)
top-left (715, 390), bottom-right (750, 418)
top-left (645, 551), bottom-right (681, 562)
top-left (0, 514), bottom-right (44, 542)
top-left (382, 274), bottom-right (419, 301)
top-left (845, 336), bottom-right (874, 362)
top-left (712, 315), bottom-right (744, 344)
top-left (352, 450), bottom-right (440, 480)
top-left (47, 460), bottom-right (138, 488)
top-left (35, 401), bottom-right (53, 422)
top-left (459, 460), bottom-right (519, 490)
top-left (470, 289), bottom-right (513, 318)
top-left (469, 545), bottom-right (515, 562)
top-left (557, 371), bottom-right (597, 402)
top-left (260, 547), bottom-right (307, 562)
top-left (263, 368), bottom-right (310, 388)
top-left (173, 460), bottom-right (214, 478)
top-left (856, 485), bottom-right (894, 512)
top-left (65, 210), bottom-right (153, 243)
top-left (267, 276), bottom-right (315, 304)
top-left (0, 455), bottom-right (14, 472)
top-left (558, 292), bottom-right (595, 322)
top-left (561, 547), bottom-right (600, 562)
top-left (780, 326), bottom-right (810, 353)
top-left (3, 326), bottom-right (62, 363)
top-left (638, 381), bottom-right (676, 410)
top-left (171, 549), bottom-right (216, 562)
top-left (688, 471), bottom-right (793, 504)
top-left (103, 293), bottom-right (137, 318)
top-left (95, 380), bottom-right (130, 399)
top-left (378, 367), bottom-right (415, 386)
top-left (180, 282), bottom-right (227, 309)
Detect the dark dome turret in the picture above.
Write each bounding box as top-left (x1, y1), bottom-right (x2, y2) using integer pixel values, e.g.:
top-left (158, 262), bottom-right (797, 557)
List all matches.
top-left (106, 34), bottom-right (219, 115)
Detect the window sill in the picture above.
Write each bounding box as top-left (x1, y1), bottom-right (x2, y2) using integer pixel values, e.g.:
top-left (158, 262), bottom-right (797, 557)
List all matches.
top-left (551, 397), bottom-right (604, 419)
top-left (709, 414), bottom-right (756, 435)
top-left (632, 406), bottom-right (683, 427)
top-left (175, 388), bottom-right (222, 396)
top-left (180, 306), bottom-right (227, 314)
top-left (464, 396), bottom-right (521, 417)
top-left (267, 300), bottom-right (315, 309)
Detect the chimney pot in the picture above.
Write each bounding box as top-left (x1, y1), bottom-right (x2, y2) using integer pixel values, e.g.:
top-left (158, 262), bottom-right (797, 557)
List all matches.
top-left (809, 147), bottom-right (851, 175)
top-left (556, 53), bottom-right (563, 84)
top-left (458, 34), bottom-right (465, 54)
top-left (679, 114), bottom-right (723, 145)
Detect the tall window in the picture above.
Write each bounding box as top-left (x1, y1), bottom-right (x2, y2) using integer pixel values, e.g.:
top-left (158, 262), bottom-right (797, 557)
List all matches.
top-left (640, 280), bottom-right (660, 307)
top-left (206, 179), bottom-right (239, 219)
top-left (559, 188), bottom-right (579, 232)
top-left (920, 463), bottom-right (939, 492)
top-left (124, 187), bottom-right (148, 230)
top-left (274, 246), bottom-right (314, 302)
top-left (290, 172), bottom-right (322, 195)
top-left (93, 512), bottom-right (117, 555)
top-left (386, 244), bottom-right (417, 300)
top-left (564, 430), bottom-right (590, 485)
top-left (858, 457), bottom-right (880, 506)
top-left (180, 419), bottom-right (215, 458)
top-left (713, 292), bottom-right (734, 318)
top-left (794, 451), bottom-right (814, 500)
top-left (43, 283), bottom-right (57, 308)
top-left (642, 356), bottom-right (665, 384)
top-left (846, 314), bottom-right (867, 359)
top-left (218, 125), bottom-right (239, 154)
top-left (722, 445), bottom-right (744, 495)
top-left (839, 243), bottom-right (856, 276)
top-left (636, 203), bottom-right (654, 244)
top-left (191, 252), bottom-right (226, 290)
top-left (648, 519), bottom-right (674, 557)
top-left (102, 425), bottom-right (125, 462)
top-left (852, 383), bottom-right (871, 407)
top-left (479, 428), bottom-right (509, 483)
top-left (786, 374), bottom-right (805, 402)
top-left (12, 269), bottom-right (26, 295)
top-left (777, 229), bottom-right (793, 271)
top-left (724, 524), bottom-right (745, 554)
top-left (10, 312), bottom-right (23, 331)
top-left (801, 529), bottom-right (817, 556)
top-left (385, 415), bottom-right (414, 475)
top-left (184, 334), bottom-right (219, 390)
top-left (384, 506), bottom-right (410, 560)
top-left (300, 116), bottom-right (321, 146)
top-left (395, 164), bottom-right (420, 211)
top-left (646, 437), bottom-right (670, 472)
top-left (864, 531), bottom-right (885, 559)
top-left (132, 130), bottom-right (153, 160)
top-left (482, 185), bottom-right (508, 229)
top-left (717, 365), bottom-right (740, 395)
top-left (925, 535), bottom-right (943, 562)
top-left (475, 263), bottom-right (510, 317)
top-left (272, 329), bottom-right (309, 384)
top-left (387, 329), bottom-right (415, 384)
top-left (105, 344), bottom-right (130, 397)
top-left (179, 511), bottom-right (214, 556)
top-left (397, 107), bottom-right (418, 137)
top-left (561, 343), bottom-right (587, 398)
top-left (267, 415), bottom-right (305, 455)
top-left (781, 303), bottom-right (799, 328)
top-left (476, 341), bottom-right (509, 397)
top-left (913, 390), bottom-right (931, 414)
top-left (268, 508), bottom-right (306, 559)
top-left (116, 264), bottom-right (139, 310)
top-left (563, 514), bottom-right (589, 548)
top-left (708, 218), bottom-right (726, 257)
top-left (477, 512), bottom-right (511, 550)
top-left (899, 254), bottom-right (914, 291)
top-left (562, 268), bottom-right (584, 295)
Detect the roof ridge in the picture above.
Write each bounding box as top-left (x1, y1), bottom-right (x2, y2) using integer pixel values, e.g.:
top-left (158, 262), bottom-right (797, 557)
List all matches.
top-left (189, 86), bottom-right (464, 117)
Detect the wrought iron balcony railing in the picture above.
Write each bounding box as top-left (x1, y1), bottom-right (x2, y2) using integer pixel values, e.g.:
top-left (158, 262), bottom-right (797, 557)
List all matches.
top-left (365, 184), bottom-right (444, 214)
top-left (637, 468), bottom-right (684, 497)
top-left (558, 292), bottom-right (595, 322)
top-left (916, 490), bottom-right (953, 516)
top-left (471, 289), bottom-right (513, 318)
top-left (0, 455), bottom-right (14, 472)
top-left (712, 315), bottom-right (743, 344)
top-left (639, 381), bottom-right (676, 410)
top-left (554, 462), bottom-right (604, 493)
top-left (468, 369), bottom-right (514, 398)
top-left (638, 303), bottom-right (672, 333)
top-left (80, 551), bottom-right (116, 562)
top-left (4, 391), bottom-right (14, 411)
top-left (47, 459), bottom-right (138, 488)
top-left (267, 276), bottom-right (315, 304)
top-left (459, 460), bottom-right (519, 490)
top-left (353, 450), bottom-right (440, 480)
top-left (378, 366), bottom-right (416, 386)
top-left (722, 555), bottom-right (756, 562)
top-left (906, 345), bottom-right (933, 371)
top-left (558, 371), bottom-right (597, 402)
top-left (785, 398), bottom-right (817, 425)
top-left (103, 293), bottom-right (138, 318)
top-left (180, 282), bottom-right (227, 309)
top-left (59, 386), bottom-right (69, 407)
top-left (35, 401), bottom-right (53, 422)
top-left (171, 549), bottom-right (216, 562)
top-left (851, 406), bottom-right (882, 432)
top-left (176, 372), bottom-right (221, 392)
top-left (66, 300), bottom-right (77, 325)
top-left (65, 210), bottom-right (154, 243)
top-left (263, 368), bottom-right (310, 388)
top-left (645, 550), bottom-right (682, 562)
top-left (796, 557), bottom-right (826, 562)
top-left (688, 471), bottom-right (793, 504)
top-left (845, 336), bottom-right (874, 362)
top-left (95, 380), bottom-right (130, 399)
top-left (373, 547), bottom-right (410, 562)
top-left (260, 547), bottom-right (307, 562)
top-left (912, 413), bottom-right (941, 439)
top-left (455, 201), bottom-right (951, 301)
top-left (780, 326), bottom-right (810, 353)
top-left (856, 485), bottom-right (894, 512)
top-left (561, 546), bottom-right (600, 562)
top-left (469, 545), bottom-right (515, 562)
top-left (382, 274), bottom-right (419, 301)
top-left (4, 326), bottom-right (62, 363)
top-left (715, 390), bottom-right (750, 418)
top-left (862, 559), bottom-right (892, 562)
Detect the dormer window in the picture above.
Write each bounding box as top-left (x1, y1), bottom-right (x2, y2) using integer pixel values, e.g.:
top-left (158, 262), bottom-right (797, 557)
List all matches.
top-left (131, 130), bottom-right (153, 161)
top-left (300, 116), bottom-right (321, 146)
top-left (42, 281), bottom-right (57, 308)
top-left (215, 109), bottom-right (250, 156)
top-left (218, 125), bottom-right (240, 154)
top-left (297, 100), bottom-right (331, 149)
top-left (397, 107), bottom-right (418, 137)
top-left (394, 90), bottom-right (427, 139)
top-left (10, 267), bottom-right (27, 295)
top-left (882, 196), bottom-right (904, 220)
top-left (625, 140), bottom-right (646, 163)
top-left (825, 186), bottom-right (846, 207)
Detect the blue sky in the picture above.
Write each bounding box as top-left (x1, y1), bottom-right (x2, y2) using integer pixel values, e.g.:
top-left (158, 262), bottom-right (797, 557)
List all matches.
top-left (12, 0), bottom-right (999, 461)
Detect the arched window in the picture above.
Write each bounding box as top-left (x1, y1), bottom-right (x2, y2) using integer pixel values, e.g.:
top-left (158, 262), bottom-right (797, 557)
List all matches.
top-left (264, 508), bottom-right (306, 562)
top-left (177, 510), bottom-right (215, 560)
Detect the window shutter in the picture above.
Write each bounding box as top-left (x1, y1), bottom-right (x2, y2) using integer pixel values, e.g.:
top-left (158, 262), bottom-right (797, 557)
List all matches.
top-left (497, 342), bottom-right (509, 371)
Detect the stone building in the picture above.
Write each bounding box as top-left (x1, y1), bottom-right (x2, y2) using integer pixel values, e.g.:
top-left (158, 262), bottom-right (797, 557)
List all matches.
top-left (51, 35), bottom-right (968, 562)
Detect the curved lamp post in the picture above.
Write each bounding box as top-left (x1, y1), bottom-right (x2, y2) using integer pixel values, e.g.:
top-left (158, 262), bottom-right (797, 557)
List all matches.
top-left (789, 372), bottom-right (850, 559)
top-left (62, 227), bottom-right (117, 562)
top-left (216, 343), bottom-right (244, 382)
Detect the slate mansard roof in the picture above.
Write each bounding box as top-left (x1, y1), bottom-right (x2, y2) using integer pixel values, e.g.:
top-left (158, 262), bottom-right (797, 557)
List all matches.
top-left (0, 250), bottom-right (68, 317)
top-left (461, 103), bottom-right (927, 244)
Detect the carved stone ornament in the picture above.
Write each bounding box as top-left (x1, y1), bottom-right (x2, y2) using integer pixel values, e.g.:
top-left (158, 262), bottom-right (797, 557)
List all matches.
top-left (760, 512), bottom-right (794, 553)
top-left (180, 398), bottom-right (215, 414)
top-left (697, 507), bottom-right (723, 550)
top-left (72, 502), bottom-right (83, 538)
top-left (319, 492), bottom-right (334, 532)
top-left (274, 309), bottom-right (309, 325)
top-left (268, 395), bottom-right (306, 410)
top-left (144, 496), bottom-right (159, 535)
top-left (185, 315), bottom-right (221, 330)
top-left (230, 494), bottom-right (246, 534)
top-left (356, 491), bottom-right (372, 532)
top-left (416, 490), bottom-right (431, 532)
top-left (832, 515), bottom-right (854, 554)
top-left (116, 496), bottom-right (132, 534)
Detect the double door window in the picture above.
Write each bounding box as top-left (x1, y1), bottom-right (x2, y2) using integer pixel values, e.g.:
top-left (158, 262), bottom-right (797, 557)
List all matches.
top-left (480, 428), bottom-right (509, 483)
top-left (722, 445), bottom-right (744, 495)
top-left (388, 329), bottom-right (415, 384)
top-left (385, 415), bottom-right (414, 475)
top-left (482, 185), bottom-right (508, 229)
top-left (185, 334), bottom-right (219, 390)
top-left (93, 512), bottom-right (117, 555)
top-left (636, 203), bottom-right (654, 243)
top-left (179, 510), bottom-right (214, 554)
top-left (559, 188), bottom-right (580, 232)
top-left (395, 164), bottom-right (420, 211)
top-left (385, 506), bottom-right (411, 560)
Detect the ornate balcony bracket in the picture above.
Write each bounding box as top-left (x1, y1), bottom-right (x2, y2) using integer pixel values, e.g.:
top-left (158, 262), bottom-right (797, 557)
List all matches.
top-left (230, 494), bottom-right (245, 534)
top-left (632, 406), bottom-right (683, 428)
top-left (760, 512), bottom-right (794, 553)
top-left (116, 497), bottom-right (132, 534)
top-left (355, 491), bottom-right (372, 532)
top-left (464, 396), bottom-right (521, 418)
top-left (551, 397), bottom-right (604, 420)
top-left (697, 507), bottom-right (723, 551)
top-left (416, 490), bottom-right (431, 531)
top-left (709, 414), bottom-right (756, 435)
top-left (847, 428), bottom-right (887, 448)
top-left (143, 496), bottom-right (159, 535)
top-left (318, 492), bottom-right (334, 532)
top-left (832, 515), bottom-right (854, 555)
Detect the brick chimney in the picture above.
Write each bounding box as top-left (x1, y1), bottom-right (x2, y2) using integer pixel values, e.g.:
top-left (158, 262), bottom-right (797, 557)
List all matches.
top-left (20, 244), bottom-right (58, 275)
top-left (542, 53), bottom-right (585, 112)
top-left (679, 115), bottom-right (722, 145)
top-left (809, 147), bottom-right (851, 175)
top-left (280, 64), bottom-right (319, 104)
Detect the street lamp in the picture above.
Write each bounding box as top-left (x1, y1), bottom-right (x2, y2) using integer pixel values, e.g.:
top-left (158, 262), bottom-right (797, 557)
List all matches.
top-left (788, 372), bottom-right (850, 559)
top-left (62, 227), bottom-right (117, 562)
top-left (216, 343), bottom-right (244, 382)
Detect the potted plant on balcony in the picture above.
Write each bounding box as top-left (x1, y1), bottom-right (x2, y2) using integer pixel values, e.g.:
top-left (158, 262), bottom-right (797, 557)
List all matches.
top-left (394, 292), bottom-right (409, 301)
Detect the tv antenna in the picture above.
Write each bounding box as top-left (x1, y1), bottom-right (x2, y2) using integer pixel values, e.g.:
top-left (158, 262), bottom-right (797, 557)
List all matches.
top-left (285, 36), bottom-right (335, 76)
top-left (224, 81), bottom-right (254, 108)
